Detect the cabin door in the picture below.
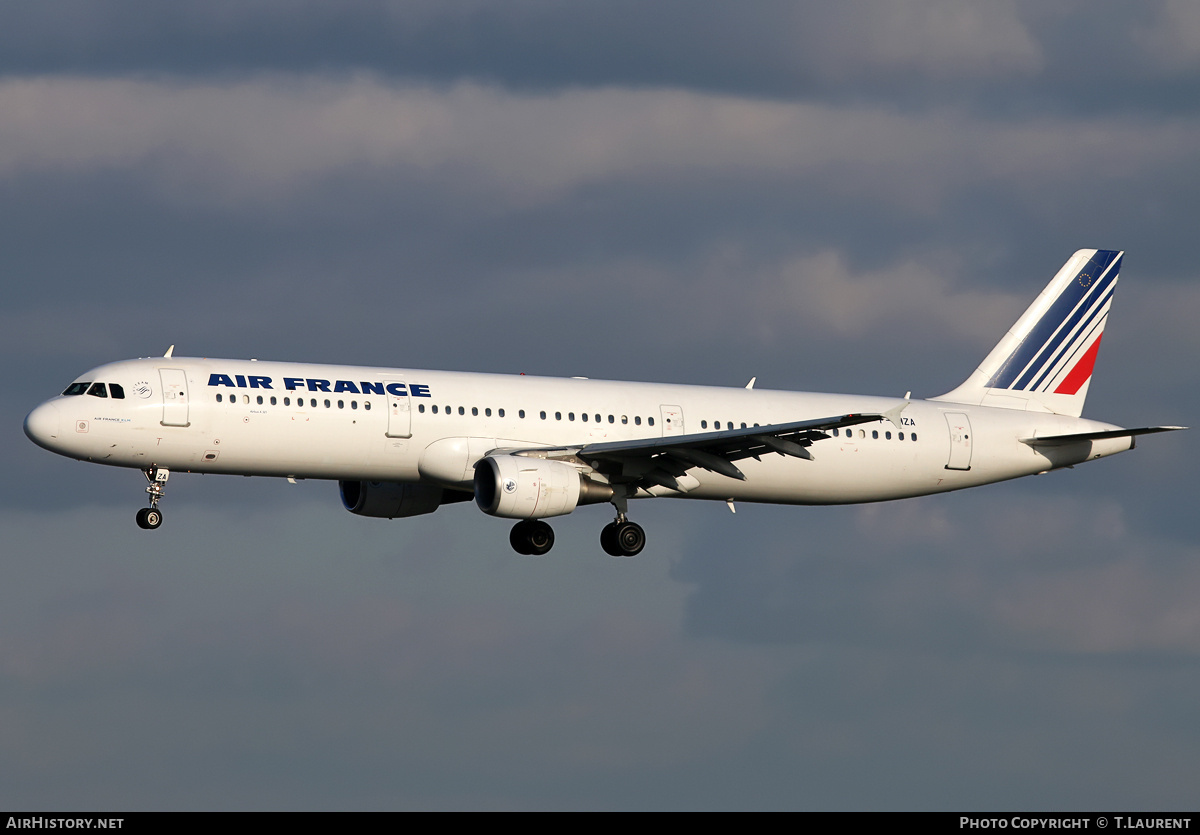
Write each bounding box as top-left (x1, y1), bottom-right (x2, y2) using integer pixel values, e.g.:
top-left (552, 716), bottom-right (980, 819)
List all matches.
top-left (159, 368), bottom-right (190, 427)
top-left (944, 412), bottom-right (973, 470)
top-left (660, 405), bottom-right (684, 436)
top-left (385, 381), bottom-right (412, 439)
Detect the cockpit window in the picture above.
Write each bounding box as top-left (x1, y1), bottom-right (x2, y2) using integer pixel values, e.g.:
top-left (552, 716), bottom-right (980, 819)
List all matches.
top-left (63, 382), bottom-right (91, 396)
top-left (87, 382), bottom-right (108, 398)
top-left (109, 383), bottom-right (125, 399)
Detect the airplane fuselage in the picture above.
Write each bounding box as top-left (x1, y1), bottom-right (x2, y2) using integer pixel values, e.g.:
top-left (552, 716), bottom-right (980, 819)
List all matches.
top-left (26, 356), bottom-right (1131, 507)
top-left (22, 250), bottom-right (1180, 556)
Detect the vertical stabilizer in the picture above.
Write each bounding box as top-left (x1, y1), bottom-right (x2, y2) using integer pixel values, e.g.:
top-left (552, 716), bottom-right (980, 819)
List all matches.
top-left (932, 249), bottom-right (1122, 418)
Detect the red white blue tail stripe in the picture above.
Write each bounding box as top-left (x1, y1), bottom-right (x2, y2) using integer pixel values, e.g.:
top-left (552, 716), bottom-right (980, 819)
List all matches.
top-left (985, 250), bottom-right (1121, 395)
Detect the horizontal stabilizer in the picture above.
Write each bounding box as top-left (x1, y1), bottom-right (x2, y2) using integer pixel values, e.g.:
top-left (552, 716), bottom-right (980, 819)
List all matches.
top-left (1021, 426), bottom-right (1186, 447)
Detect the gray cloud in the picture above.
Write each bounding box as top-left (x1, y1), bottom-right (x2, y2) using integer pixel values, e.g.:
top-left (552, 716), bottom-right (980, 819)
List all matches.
top-left (4, 0), bottom-right (1199, 811)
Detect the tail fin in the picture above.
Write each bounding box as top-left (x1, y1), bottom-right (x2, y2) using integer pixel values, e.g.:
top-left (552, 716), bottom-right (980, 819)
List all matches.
top-left (932, 249), bottom-right (1123, 418)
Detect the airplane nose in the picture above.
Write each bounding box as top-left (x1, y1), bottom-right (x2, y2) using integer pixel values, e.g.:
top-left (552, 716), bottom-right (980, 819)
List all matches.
top-left (24, 401), bottom-right (63, 451)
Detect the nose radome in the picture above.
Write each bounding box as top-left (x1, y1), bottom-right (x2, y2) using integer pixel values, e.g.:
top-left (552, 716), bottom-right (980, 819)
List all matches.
top-left (24, 401), bottom-right (63, 451)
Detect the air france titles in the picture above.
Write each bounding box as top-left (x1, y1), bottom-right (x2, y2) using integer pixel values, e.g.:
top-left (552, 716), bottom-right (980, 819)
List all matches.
top-left (207, 374), bottom-right (430, 398)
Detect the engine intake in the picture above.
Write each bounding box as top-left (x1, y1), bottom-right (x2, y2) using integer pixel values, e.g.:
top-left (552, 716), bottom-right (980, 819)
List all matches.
top-left (474, 455), bottom-right (612, 519)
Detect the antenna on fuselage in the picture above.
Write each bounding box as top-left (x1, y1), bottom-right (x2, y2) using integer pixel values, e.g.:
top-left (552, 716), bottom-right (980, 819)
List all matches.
top-left (163, 345), bottom-right (175, 358)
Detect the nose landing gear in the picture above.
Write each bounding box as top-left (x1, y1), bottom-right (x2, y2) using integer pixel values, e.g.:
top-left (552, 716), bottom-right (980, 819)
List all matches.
top-left (135, 467), bottom-right (169, 530)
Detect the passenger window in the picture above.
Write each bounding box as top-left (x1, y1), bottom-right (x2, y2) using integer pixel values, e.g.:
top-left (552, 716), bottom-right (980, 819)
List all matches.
top-left (270, 396), bottom-right (277, 406)
top-left (622, 416), bottom-right (628, 424)
top-left (324, 399), bottom-right (331, 408)
top-left (417, 403), bottom-right (423, 412)
top-left (310, 399), bottom-right (317, 408)
top-left (568, 412), bottom-right (575, 421)
top-left (899, 432), bottom-right (905, 440)
top-left (244, 395), bottom-right (251, 405)
top-left (911, 433), bottom-right (918, 441)
top-left (62, 382), bottom-right (91, 396)
top-left (485, 408), bottom-right (491, 417)
top-left (109, 384), bottom-right (125, 399)
top-left (634, 416), bottom-right (641, 425)
top-left (257, 395), bottom-right (264, 405)
top-left (458, 406), bottom-right (465, 415)
top-left (364, 401), bottom-right (371, 411)
top-left (338, 400), bottom-right (344, 409)
top-left (649, 417), bottom-right (655, 426)
top-left (595, 414), bottom-right (601, 423)
top-left (472, 407), bottom-right (479, 416)
top-left (216, 393), bottom-right (223, 403)
top-left (540, 411), bottom-right (546, 420)
top-left (284, 396), bottom-right (291, 406)
top-left (872, 430), bottom-right (878, 439)
top-left (87, 383), bottom-right (108, 398)
top-left (352, 401), bottom-right (358, 410)
top-left (555, 412), bottom-right (562, 421)
top-left (608, 415), bottom-right (614, 424)
top-left (885, 431), bottom-right (892, 440)
top-left (581, 413), bottom-right (588, 422)
top-left (701, 420), bottom-right (708, 429)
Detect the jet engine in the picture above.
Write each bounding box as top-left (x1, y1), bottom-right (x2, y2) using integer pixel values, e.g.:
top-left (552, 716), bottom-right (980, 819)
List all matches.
top-left (339, 480), bottom-right (467, 518)
top-left (474, 454), bottom-right (612, 519)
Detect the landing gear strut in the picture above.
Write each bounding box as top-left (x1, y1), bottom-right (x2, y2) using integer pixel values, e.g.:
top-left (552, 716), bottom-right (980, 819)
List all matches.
top-left (600, 507), bottom-right (646, 557)
top-left (135, 466), bottom-right (169, 530)
top-left (510, 519), bottom-right (555, 555)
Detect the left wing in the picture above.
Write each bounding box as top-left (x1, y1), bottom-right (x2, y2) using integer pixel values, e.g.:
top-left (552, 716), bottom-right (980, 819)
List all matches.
top-left (502, 404), bottom-right (908, 494)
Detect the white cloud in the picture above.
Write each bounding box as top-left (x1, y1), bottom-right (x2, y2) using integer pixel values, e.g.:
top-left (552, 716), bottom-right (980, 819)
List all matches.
top-left (1135, 0), bottom-right (1200, 71)
top-left (802, 0), bottom-right (1044, 80)
top-left (1, 75), bottom-right (1197, 214)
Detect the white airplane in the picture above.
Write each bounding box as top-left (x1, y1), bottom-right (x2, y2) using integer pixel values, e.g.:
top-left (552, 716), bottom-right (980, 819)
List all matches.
top-left (24, 249), bottom-right (1183, 556)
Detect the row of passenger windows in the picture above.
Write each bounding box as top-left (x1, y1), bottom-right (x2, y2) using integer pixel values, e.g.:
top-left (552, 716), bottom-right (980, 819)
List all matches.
top-left (832, 427), bottom-right (918, 441)
top-left (417, 404), bottom-right (656, 426)
top-left (62, 382), bottom-right (125, 399)
top-left (212, 394), bottom-right (663, 425)
top-left (216, 393), bottom-right (373, 410)
top-left (209, 393), bottom-right (916, 439)
top-left (82, 388), bottom-right (916, 442)
top-left (702, 420), bottom-right (753, 430)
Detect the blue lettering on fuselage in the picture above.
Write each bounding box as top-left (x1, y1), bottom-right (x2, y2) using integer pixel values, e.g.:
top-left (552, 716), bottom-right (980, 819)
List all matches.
top-left (209, 373), bottom-right (431, 396)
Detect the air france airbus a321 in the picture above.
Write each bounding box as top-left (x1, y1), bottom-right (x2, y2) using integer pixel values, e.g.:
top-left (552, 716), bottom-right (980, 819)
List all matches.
top-left (24, 249), bottom-right (1183, 556)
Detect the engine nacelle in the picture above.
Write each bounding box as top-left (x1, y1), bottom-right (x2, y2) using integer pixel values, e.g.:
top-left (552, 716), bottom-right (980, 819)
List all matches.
top-left (339, 480), bottom-right (459, 519)
top-left (474, 455), bottom-right (611, 519)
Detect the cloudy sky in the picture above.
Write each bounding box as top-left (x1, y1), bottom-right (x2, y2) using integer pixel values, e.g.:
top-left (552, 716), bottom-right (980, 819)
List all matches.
top-left (4, 1), bottom-right (1199, 810)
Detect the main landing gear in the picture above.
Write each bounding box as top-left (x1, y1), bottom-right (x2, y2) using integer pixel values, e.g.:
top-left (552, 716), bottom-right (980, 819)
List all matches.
top-left (507, 511), bottom-right (647, 557)
top-left (135, 466), bottom-right (169, 530)
top-left (600, 512), bottom-right (645, 557)
top-left (510, 519), bottom-right (555, 555)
